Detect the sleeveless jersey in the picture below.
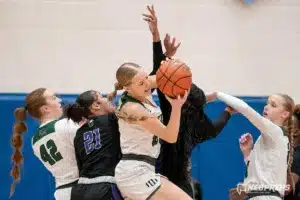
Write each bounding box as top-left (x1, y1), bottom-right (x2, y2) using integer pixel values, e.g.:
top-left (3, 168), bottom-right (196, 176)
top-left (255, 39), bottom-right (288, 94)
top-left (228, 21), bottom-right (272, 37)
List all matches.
top-left (117, 93), bottom-right (162, 159)
top-left (74, 114), bottom-right (122, 178)
top-left (32, 118), bottom-right (80, 187)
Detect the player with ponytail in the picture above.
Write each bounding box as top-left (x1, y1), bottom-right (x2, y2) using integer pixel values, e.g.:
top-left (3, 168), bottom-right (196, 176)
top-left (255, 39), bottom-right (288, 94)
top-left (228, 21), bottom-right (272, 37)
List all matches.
top-left (64, 90), bottom-right (123, 200)
top-left (10, 88), bottom-right (79, 200)
top-left (218, 92), bottom-right (295, 200)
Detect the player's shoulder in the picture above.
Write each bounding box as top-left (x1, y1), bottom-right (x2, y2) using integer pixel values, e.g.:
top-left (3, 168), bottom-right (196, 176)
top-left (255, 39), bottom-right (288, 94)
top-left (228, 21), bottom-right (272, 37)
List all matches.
top-left (122, 102), bottom-right (148, 115)
top-left (55, 117), bottom-right (80, 134)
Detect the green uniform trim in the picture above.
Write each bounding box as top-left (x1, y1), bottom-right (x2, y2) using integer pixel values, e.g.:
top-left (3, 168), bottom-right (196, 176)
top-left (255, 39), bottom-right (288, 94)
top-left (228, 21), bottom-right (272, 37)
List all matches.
top-left (32, 120), bottom-right (58, 145)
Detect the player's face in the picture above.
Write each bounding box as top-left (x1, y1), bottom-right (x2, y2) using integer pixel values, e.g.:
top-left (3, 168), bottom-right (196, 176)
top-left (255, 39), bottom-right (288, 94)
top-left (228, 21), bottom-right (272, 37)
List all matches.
top-left (41, 90), bottom-right (63, 119)
top-left (126, 69), bottom-right (151, 98)
top-left (91, 92), bottom-right (115, 114)
top-left (263, 95), bottom-right (290, 123)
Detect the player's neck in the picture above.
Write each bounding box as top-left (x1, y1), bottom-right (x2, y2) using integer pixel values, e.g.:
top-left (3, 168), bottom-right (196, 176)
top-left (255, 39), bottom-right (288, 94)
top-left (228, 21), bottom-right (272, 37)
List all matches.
top-left (40, 115), bottom-right (60, 125)
top-left (272, 118), bottom-right (284, 127)
top-left (127, 91), bottom-right (147, 103)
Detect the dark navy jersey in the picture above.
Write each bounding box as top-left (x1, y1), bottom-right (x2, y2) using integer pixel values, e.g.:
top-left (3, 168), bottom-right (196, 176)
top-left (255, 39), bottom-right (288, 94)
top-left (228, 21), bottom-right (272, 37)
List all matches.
top-left (74, 113), bottom-right (121, 178)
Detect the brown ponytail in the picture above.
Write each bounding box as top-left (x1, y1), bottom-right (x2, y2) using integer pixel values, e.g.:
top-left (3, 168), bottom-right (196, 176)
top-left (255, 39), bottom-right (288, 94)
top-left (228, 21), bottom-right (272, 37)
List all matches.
top-left (277, 94), bottom-right (296, 193)
top-left (107, 82), bottom-right (122, 102)
top-left (10, 107), bottom-right (28, 197)
top-left (286, 116), bottom-right (295, 193)
top-left (293, 104), bottom-right (300, 145)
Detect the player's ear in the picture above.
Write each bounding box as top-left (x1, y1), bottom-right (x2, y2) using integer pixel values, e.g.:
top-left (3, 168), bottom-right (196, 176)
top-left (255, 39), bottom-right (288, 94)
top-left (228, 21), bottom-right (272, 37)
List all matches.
top-left (90, 102), bottom-right (100, 113)
top-left (123, 85), bottom-right (129, 92)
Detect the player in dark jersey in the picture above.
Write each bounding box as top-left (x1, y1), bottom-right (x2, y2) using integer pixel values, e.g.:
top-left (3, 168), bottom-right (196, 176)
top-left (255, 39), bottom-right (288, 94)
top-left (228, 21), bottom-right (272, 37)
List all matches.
top-left (64, 90), bottom-right (123, 200)
top-left (143, 5), bottom-right (233, 198)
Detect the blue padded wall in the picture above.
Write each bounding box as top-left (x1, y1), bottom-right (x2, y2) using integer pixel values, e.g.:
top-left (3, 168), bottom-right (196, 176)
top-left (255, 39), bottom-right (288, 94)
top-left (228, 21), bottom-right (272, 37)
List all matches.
top-left (0, 93), bottom-right (266, 200)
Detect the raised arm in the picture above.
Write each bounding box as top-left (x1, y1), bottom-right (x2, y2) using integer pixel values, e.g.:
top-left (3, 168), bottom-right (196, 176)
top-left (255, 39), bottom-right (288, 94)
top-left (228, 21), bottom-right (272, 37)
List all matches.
top-left (211, 109), bottom-right (232, 134)
top-left (191, 108), bottom-right (232, 146)
top-left (143, 5), bottom-right (180, 76)
top-left (216, 92), bottom-right (283, 143)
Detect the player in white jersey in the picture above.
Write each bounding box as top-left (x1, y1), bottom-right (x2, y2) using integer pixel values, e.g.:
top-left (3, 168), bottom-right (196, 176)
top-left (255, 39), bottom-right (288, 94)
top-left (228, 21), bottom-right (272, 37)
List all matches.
top-left (216, 92), bottom-right (296, 200)
top-left (107, 62), bottom-right (192, 200)
top-left (10, 88), bottom-right (79, 200)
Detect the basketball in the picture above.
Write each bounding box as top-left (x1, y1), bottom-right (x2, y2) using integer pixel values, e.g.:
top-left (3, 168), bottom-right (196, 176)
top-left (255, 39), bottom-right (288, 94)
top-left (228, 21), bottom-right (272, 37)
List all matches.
top-left (156, 59), bottom-right (192, 98)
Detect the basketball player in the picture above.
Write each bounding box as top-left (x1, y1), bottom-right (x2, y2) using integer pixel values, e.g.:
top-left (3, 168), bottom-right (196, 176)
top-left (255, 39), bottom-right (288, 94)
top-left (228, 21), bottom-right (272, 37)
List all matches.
top-left (143, 5), bottom-right (234, 198)
top-left (108, 63), bottom-right (192, 199)
top-left (236, 104), bottom-right (300, 200)
top-left (64, 90), bottom-right (123, 200)
top-left (10, 88), bottom-right (79, 200)
top-left (217, 92), bottom-right (295, 200)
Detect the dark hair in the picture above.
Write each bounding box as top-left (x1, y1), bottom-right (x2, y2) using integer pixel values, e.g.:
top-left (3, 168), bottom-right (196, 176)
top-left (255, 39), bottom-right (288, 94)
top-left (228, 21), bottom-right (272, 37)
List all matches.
top-left (10, 88), bottom-right (47, 197)
top-left (64, 90), bottom-right (97, 123)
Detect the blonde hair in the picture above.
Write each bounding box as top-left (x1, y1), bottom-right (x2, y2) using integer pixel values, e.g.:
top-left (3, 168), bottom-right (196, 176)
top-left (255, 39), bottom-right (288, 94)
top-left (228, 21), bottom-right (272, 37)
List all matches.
top-left (107, 62), bottom-right (141, 102)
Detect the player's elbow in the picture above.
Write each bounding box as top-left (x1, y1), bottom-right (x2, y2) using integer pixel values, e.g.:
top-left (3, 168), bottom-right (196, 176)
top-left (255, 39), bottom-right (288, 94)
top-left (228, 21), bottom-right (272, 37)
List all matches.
top-left (162, 130), bottom-right (178, 143)
top-left (165, 138), bottom-right (177, 143)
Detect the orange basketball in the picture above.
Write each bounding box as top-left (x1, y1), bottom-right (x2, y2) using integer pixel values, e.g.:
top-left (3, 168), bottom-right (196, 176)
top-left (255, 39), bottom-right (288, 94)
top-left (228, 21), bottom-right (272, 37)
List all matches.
top-left (156, 59), bottom-right (192, 98)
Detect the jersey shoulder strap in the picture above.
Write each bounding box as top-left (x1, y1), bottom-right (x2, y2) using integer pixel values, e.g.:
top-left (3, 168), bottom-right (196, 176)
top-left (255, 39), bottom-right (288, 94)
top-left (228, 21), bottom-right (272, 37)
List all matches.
top-left (280, 126), bottom-right (286, 136)
top-left (32, 120), bottom-right (59, 145)
top-left (118, 92), bottom-right (146, 110)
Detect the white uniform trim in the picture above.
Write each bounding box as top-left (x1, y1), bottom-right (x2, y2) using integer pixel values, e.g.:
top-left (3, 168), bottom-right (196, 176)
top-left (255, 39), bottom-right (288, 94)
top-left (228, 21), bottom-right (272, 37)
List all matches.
top-left (78, 176), bottom-right (115, 184)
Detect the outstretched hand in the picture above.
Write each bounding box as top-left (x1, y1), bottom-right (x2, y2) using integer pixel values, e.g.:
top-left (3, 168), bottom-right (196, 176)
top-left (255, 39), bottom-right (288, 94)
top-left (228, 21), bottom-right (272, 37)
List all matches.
top-left (164, 34), bottom-right (181, 58)
top-left (143, 5), bottom-right (159, 35)
top-left (206, 92), bottom-right (217, 103)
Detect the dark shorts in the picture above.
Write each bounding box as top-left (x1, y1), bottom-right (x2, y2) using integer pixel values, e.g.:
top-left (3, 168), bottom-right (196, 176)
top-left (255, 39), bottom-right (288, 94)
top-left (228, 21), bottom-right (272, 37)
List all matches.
top-left (176, 180), bottom-right (194, 198)
top-left (175, 179), bottom-right (203, 200)
top-left (71, 182), bottom-right (123, 200)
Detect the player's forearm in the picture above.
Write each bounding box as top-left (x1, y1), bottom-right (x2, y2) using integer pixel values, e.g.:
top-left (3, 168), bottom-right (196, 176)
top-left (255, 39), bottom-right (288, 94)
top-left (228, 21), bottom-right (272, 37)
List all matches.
top-left (152, 31), bottom-right (160, 42)
top-left (165, 106), bottom-right (182, 143)
top-left (216, 92), bottom-right (282, 139)
top-left (150, 41), bottom-right (166, 76)
top-left (212, 110), bottom-right (231, 134)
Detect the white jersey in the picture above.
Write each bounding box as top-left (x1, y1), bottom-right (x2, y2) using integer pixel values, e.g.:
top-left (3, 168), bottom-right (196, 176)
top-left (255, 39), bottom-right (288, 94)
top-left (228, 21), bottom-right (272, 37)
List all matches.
top-left (217, 92), bottom-right (289, 197)
top-left (32, 118), bottom-right (80, 188)
top-left (118, 94), bottom-right (162, 158)
top-left (245, 133), bottom-right (288, 197)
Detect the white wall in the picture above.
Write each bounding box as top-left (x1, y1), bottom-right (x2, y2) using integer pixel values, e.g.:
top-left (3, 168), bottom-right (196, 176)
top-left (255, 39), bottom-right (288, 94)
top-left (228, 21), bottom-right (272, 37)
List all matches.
top-left (0, 0), bottom-right (299, 101)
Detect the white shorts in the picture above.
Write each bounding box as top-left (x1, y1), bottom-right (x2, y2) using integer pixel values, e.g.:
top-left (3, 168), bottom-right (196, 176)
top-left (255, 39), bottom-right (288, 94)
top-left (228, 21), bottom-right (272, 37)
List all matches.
top-left (250, 196), bottom-right (282, 200)
top-left (115, 160), bottom-right (162, 200)
top-left (54, 187), bottom-right (72, 200)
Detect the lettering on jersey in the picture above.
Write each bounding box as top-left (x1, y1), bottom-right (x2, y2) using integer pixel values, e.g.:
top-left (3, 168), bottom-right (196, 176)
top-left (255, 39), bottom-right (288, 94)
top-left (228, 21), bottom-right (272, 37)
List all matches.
top-left (146, 178), bottom-right (159, 188)
top-left (40, 139), bottom-right (63, 165)
top-left (83, 128), bottom-right (102, 155)
top-left (88, 119), bottom-right (94, 127)
top-left (152, 136), bottom-right (158, 146)
top-left (151, 113), bottom-right (162, 146)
